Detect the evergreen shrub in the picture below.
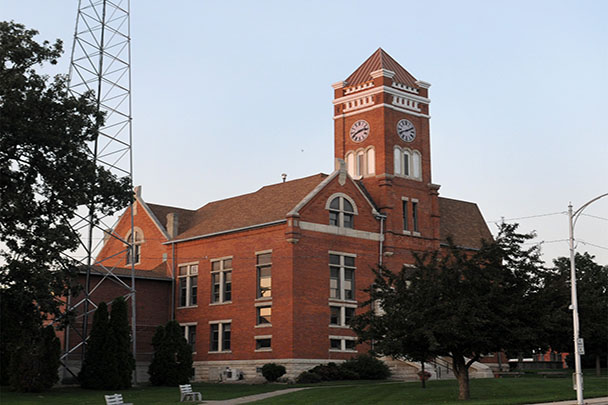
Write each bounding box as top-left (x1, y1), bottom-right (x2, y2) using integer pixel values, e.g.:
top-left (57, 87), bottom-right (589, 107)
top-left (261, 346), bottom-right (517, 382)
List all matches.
top-left (296, 371), bottom-right (322, 384)
top-left (261, 363), bottom-right (286, 382)
top-left (148, 320), bottom-right (193, 386)
top-left (341, 354), bottom-right (390, 380)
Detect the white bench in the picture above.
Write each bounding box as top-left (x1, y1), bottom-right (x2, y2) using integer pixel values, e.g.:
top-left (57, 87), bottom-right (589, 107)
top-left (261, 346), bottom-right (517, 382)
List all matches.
top-left (104, 394), bottom-right (133, 405)
top-left (179, 384), bottom-right (202, 402)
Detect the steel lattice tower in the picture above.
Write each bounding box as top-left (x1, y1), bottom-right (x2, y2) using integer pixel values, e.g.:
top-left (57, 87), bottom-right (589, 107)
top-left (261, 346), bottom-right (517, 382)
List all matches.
top-left (61, 0), bottom-right (136, 382)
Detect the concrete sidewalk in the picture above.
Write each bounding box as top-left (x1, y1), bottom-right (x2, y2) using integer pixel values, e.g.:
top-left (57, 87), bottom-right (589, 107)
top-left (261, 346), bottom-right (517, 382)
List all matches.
top-left (200, 390), bottom-right (608, 405)
top-left (200, 387), bottom-right (310, 404)
top-left (526, 397), bottom-right (608, 405)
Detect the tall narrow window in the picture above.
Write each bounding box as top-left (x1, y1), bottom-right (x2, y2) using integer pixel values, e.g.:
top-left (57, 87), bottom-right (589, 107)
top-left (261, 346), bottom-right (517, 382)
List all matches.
top-left (356, 151), bottom-right (364, 177)
top-left (126, 229), bottom-right (143, 265)
top-left (327, 196), bottom-right (356, 229)
top-left (329, 253), bottom-right (356, 301)
top-left (402, 200), bottom-right (409, 231)
top-left (346, 152), bottom-right (355, 177)
top-left (180, 324), bottom-right (197, 351)
top-left (178, 263), bottom-right (198, 307)
top-left (412, 151), bottom-right (421, 178)
top-left (394, 148), bottom-right (401, 175)
top-left (257, 253), bottom-right (272, 298)
top-left (403, 150), bottom-right (410, 176)
top-left (366, 148), bottom-right (375, 175)
top-left (211, 258), bottom-right (232, 303)
top-left (209, 321), bottom-right (231, 352)
top-left (412, 201), bottom-right (419, 232)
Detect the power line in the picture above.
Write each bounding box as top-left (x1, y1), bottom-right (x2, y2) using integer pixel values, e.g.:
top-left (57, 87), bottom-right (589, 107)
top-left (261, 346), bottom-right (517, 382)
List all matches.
top-left (578, 240), bottom-right (608, 251)
top-left (580, 213), bottom-right (608, 222)
top-left (487, 211), bottom-right (566, 224)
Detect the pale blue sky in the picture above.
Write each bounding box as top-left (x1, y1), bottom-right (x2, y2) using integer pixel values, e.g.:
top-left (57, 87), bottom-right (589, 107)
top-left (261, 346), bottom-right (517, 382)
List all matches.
top-left (5, 0), bottom-right (607, 265)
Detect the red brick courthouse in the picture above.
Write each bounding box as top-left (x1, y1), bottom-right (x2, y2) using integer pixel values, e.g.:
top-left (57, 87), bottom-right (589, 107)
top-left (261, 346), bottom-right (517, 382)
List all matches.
top-left (96, 49), bottom-right (495, 381)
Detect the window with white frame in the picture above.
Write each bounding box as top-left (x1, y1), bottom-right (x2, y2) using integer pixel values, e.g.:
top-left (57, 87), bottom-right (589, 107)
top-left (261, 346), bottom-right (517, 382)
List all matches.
top-left (412, 199), bottom-right (419, 233)
top-left (256, 304), bottom-right (272, 326)
top-left (328, 195), bottom-right (356, 229)
top-left (329, 336), bottom-right (357, 352)
top-left (329, 253), bottom-right (355, 301)
top-left (345, 148), bottom-right (375, 178)
top-left (180, 323), bottom-right (197, 351)
top-left (178, 263), bottom-right (198, 307)
top-left (256, 252), bottom-right (272, 299)
top-left (402, 198), bottom-right (409, 232)
top-left (209, 321), bottom-right (231, 352)
top-left (125, 228), bottom-right (143, 265)
top-left (329, 304), bottom-right (356, 327)
top-left (211, 257), bottom-right (232, 304)
top-left (255, 335), bottom-right (272, 351)
top-left (394, 146), bottom-right (421, 179)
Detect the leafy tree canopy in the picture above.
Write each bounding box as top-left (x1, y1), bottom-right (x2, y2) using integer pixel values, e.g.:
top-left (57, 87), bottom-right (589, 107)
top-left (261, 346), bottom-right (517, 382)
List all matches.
top-left (352, 223), bottom-right (549, 400)
top-left (543, 252), bottom-right (607, 372)
top-left (0, 20), bottom-right (131, 390)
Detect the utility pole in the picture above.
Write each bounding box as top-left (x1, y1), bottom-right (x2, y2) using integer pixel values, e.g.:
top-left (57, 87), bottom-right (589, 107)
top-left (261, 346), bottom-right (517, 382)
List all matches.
top-left (568, 192), bottom-right (608, 405)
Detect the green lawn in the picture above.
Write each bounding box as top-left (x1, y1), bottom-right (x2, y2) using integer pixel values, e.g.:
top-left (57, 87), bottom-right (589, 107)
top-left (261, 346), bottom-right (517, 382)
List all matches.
top-left (0, 382), bottom-right (288, 404)
top-left (1, 376), bottom-right (607, 405)
top-left (252, 377), bottom-right (608, 405)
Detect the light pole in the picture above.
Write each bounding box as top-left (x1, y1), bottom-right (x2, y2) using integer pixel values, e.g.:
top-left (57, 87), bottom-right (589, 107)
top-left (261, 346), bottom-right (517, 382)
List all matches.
top-left (568, 192), bottom-right (608, 405)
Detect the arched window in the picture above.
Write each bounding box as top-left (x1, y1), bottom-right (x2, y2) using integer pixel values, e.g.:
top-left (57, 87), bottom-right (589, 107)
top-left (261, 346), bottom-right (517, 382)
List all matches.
top-left (403, 150), bottom-right (411, 177)
top-left (327, 194), bottom-right (357, 229)
top-left (126, 228), bottom-right (143, 265)
top-left (346, 152), bottom-right (355, 177)
top-left (412, 151), bottom-right (421, 179)
top-left (394, 148), bottom-right (401, 175)
top-left (346, 147), bottom-right (375, 178)
top-left (394, 146), bottom-right (421, 180)
top-left (356, 151), bottom-right (364, 177)
top-left (366, 148), bottom-right (375, 175)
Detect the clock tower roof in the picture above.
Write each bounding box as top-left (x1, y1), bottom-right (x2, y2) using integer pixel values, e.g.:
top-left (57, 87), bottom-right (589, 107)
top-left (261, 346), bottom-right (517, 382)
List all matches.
top-left (344, 48), bottom-right (419, 89)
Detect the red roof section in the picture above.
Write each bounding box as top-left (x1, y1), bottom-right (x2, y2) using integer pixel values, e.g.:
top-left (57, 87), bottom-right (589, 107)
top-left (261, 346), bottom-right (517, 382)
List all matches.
top-left (439, 197), bottom-right (493, 249)
top-left (146, 203), bottom-right (196, 236)
top-left (345, 48), bottom-right (419, 88)
top-left (173, 174), bottom-right (328, 240)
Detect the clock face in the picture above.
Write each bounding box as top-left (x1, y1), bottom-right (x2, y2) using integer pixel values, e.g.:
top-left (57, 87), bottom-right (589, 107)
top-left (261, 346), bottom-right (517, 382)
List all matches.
top-left (350, 120), bottom-right (370, 143)
top-left (397, 119), bottom-right (416, 142)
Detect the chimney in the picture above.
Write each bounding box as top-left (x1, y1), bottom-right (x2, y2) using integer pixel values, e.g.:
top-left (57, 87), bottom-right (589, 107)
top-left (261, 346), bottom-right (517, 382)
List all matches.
top-left (134, 185), bottom-right (142, 198)
top-left (166, 213), bottom-right (179, 239)
top-left (281, 173), bottom-right (287, 183)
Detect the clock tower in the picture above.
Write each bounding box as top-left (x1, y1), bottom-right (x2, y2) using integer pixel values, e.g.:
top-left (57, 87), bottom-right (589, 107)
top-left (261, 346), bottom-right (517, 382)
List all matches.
top-left (332, 48), bottom-right (441, 256)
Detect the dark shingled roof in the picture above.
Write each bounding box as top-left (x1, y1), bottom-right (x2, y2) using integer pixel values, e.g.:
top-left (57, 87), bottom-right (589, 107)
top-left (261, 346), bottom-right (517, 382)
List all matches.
top-left (146, 203), bottom-right (196, 236)
top-left (439, 197), bottom-right (493, 249)
top-left (345, 48), bottom-right (419, 88)
top-left (173, 174), bottom-right (328, 241)
top-left (84, 265), bottom-right (172, 281)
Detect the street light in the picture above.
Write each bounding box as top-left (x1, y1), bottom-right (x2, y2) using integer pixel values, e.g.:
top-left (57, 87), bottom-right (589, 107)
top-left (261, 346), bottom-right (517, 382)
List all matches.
top-left (568, 192), bottom-right (608, 405)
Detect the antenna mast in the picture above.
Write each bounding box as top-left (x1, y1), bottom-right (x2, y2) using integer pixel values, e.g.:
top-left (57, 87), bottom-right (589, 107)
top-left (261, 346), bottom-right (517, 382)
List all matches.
top-left (61, 0), bottom-right (136, 383)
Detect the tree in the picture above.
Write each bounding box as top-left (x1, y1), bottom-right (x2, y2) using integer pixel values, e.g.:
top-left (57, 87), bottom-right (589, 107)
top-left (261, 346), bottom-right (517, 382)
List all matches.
top-left (8, 325), bottom-right (61, 392)
top-left (544, 252), bottom-right (607, 375)
top-left (79, 302), bottom-right (115, 389)
top-left (0, 21), bottom-right (131, 390)
top-left (148, 321), bottom-right (193, 386)
top-left (352, 223), bottom-right (548, 400)
top-left (78, 299), bottom-right (135, 389)
top-left (108, 297), bottom-right (135, 388)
